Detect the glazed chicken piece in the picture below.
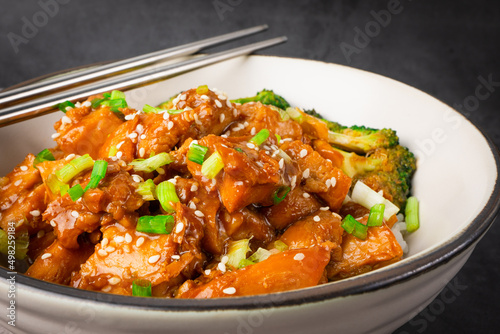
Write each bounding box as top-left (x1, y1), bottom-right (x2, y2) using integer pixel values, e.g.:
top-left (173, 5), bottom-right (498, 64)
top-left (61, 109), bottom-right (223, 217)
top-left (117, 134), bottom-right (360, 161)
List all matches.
top-left (0, 154), bottom-right (46, 233)
top-left (176, 245), bottom-right (330, 298)
top-left (72, 204), bottom-right (205, 296)
top-left (282, 140), bottom-right (351, 212)
top-left (327, 216), bottom-right (403, 280)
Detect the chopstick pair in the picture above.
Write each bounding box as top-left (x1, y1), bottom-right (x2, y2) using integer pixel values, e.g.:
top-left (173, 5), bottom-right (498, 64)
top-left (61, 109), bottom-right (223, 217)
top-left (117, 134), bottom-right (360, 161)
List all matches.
top-left (0, 25), bottom-right (286, 127)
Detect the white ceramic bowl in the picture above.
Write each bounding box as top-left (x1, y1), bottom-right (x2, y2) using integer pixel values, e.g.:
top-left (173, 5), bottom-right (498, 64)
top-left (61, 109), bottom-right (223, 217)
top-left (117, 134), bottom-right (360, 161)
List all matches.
top-left (1, 55), bottom-right (499, 334)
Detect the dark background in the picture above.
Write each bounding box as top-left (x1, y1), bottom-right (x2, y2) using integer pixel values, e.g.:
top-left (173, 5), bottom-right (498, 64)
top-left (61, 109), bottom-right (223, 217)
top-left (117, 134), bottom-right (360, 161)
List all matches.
top-left (1, 0), bottom-right (499, 333)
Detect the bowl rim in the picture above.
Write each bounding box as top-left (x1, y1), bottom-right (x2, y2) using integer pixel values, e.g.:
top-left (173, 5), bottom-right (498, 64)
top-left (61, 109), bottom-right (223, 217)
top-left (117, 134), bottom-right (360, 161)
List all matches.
top-left (1, 55), bottom-right (499, 311)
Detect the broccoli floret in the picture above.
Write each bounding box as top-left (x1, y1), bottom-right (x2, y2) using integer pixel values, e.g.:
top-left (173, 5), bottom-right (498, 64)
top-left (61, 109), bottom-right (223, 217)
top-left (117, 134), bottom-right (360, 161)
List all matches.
top-left (231, 89), bottom-right (290, 110)
top-left (303, 108), bottom-right (324, 120)
top-left (332, 145), bottom-right (416, 209)
top-left (328, 126), bottom-right (399, 154)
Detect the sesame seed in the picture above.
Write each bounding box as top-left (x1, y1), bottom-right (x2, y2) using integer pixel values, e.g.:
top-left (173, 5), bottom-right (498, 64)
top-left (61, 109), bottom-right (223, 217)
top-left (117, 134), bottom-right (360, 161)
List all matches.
top-left (302, 168), bottom-right (310, 178)
top-left (75, 102), bottom-right (81, 108)
top-left (20, 165), bottom-right (28, 171)
top-left (204, 269), bottom-right (211, 275)
top-left (51, 133), bottom-right (61, 139)
top-left (136, 124), bottom-right (144, 133)
top-left (50, 220), bottom-right (57, 227)
top-left (215, 99), bottom-right (222, 108)
top-left (299, 149), bottom-right (308, 158)
top-left (326, 179), bottom-right (332, 189)
top-left (163, 112), bottom-right (170, 120)
top-left (140, 134), bottom-right (146, 140)
top-left (65, 106), bottom-right (73, 112)
top-left (30, 209), bottom-right (41, 217)
top-left (246, 143), bottom-right (256, 149)
top-left (116, 151), bottom-right (123, 159)
top-left (232, 108), bottom-right (237, 117)
top-left (294, 253), bottom-right (305, 261)
top-left (41, 253), bottom-right (52, 260)
top-left (105, 246), bottom-right (116, 253)
top-left (167, 121), bottom-right (174, 130)
top-left (71, 211), bottom-right (79, 218)
top-left (61, 116), bottom-right (72, 124)
top-left (320, 206), bottom-right (330, 211)
top-left (101, 286), bottom-right (112, 292)
top-left (221, 134), bottom-right (228, 138)
top-left (194, 210), bottom-right (205, 218)
top-left (223, 287), bottom-right (236, 295)
top-left (128, 132), bottom-right (138, 139)
top-left (108, 277), bottom-right (121, 285)
top-left (218, 94), bottom-right (227, 100)
top-left (221, 255), bottom-right (229, 264)
top-left (82, 101), bottom-right (91, 107)
top-left (250, 127), bottom-right (256, 135)
top-left (139, 147), bottom-right (145, 157)
top-left (330, 177), bottom-right (337, 188)
top-left (14, 180), bottom-right (22, 186)
top-left (101, 238), bottom-right (109, 248)
top-left (171, 255), bottom-right (180, 260)
top-left (97, 249), bottom-right (108, 257)
top-left (200, 94), bottom-right (209, 101)
top-left (132, 175), bottom-right (142, 183)
top-left (148, 254), bottom-right (160, 264)
top-left (313, 215), bottom-right (321, 222)
top-left (189, 184), bottom-right (198, 192)
top-left (65, 153), bottom-right (76, 161)
top-left (234, 181), bottom-right (243, 186)
top-left (136, 237), bottom-right (145, 248)
top-left (175, 223), bottom-right (184, 233)
top-left (37, 230), bottom-right (45, 238)
top-left (243, 122), bottom-right (249, 127)
top-left (279, 158), bottom-right (284, 169)
top-left (219, 113), bottom-right (225, 123)
top-left (179, 94), bottom-right (187, 101)
top-left (291, 175), bottom-right (297, 189)
top-left (281, 138), bottom-right (292, 142)
top-left (125, 233), bottom-right (132, 243)
top-left (303, 193), bottom-right (310, 198)
top-left (124, 114), bottom-right (135, 121)
top-left (114, 236), bottom-right (125, 243)
top-left (218, 262), bottom-right (226, 272)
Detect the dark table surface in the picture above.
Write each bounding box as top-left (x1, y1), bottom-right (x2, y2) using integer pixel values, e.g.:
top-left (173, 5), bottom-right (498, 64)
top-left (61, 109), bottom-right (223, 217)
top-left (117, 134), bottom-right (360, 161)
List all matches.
top-left (1, 0), bottom-right (499, 333)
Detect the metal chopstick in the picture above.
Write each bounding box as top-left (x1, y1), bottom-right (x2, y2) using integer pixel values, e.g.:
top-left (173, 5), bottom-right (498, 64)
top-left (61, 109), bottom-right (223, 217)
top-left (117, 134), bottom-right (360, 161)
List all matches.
top-left (0, 24), bottom-right (269, 106)
top-left (0, 36), bottom-right (287, 127)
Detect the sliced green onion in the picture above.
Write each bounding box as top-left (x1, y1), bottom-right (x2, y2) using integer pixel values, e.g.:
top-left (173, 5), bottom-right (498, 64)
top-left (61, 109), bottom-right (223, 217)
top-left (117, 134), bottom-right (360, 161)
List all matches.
top-left (108, 146), bottom-right (118, 157)
top-left (351, 181), bottom-right (399, 221)
top-left (341, 215), bottom-right (368, 240)
top-left (132, 279), bottom-right (152, 297)
top-left (46, 173), bottom-right (67, 194)
top-left (33, 148), bottom-right (55, 168)
top-left (196, 85), bottom-right (209, 95)
top-left (187, 144), bottom-right (208, 165)
top-left (238, 258), bottom-right (255, 269)
top-left (286, 107), bottom-right (304, 123)
top-left (250, 129), bottom-right (270, 146)
top-left (235, 147), bottom-right (244, 153)
top-left (110, 90), bottom-right (126, 100)
top-left (91, 97), bottom-right (107, 109)
top-left (143, 104), bottom-right (162, 114)
top-left (273, 240), bottom-right (288, 252)
top-left (59, 184), bottom-right (70, 196)
top-left (136, 179), bottom-right (156, 201)
top-left (136, 215), bottom-right (175, 234)
top-left (102, 98), bottom-right (127, 112)
top-left (84, 160), bottom-right (108, 191)
top-left (275, 134), bottom-right (281, 145)
top-left (167, 109), bottom-right (185, 115)
top-left (274, 106), bottom-right (290, 121)
top-left (68, 184), bottom-right (84, 201)
top-left (367, 203), bottom-right (385, 227)
top-left (405, 196), bottom-right (420, 232)
top-left (129, 152), bottom-right (173, 173)
top-left (55, 154), bottom-right (94, 183)
top-left (57, 100), bottom-right (75, 113)
top-left (272, 186), bottom-right (290, 205)
top-left (0, 230), bottom-right (29, 260)
top-left (247, 247), bottom-right (272, 263)
top-left (102, 92), bottom-right (111, 99)
top-left (156, 181), bottom-right (179, 212)
top-left (201, 151), bottom-right (224, 179)
top-left (226, 239), bottom-right (250, 270)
